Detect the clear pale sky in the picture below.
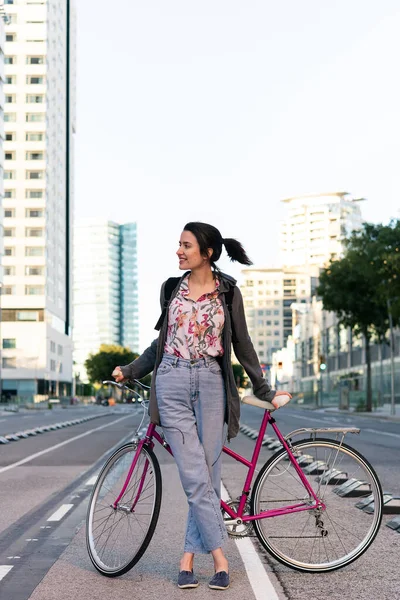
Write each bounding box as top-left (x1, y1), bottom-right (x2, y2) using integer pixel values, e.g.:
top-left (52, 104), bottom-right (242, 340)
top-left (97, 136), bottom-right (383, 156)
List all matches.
top-left (75, 1), bottom-right (400, 350)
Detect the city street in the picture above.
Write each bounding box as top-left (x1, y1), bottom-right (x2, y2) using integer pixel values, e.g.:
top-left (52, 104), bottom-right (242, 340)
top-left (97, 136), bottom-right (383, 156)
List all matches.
top-left (0, 403), bottom-right (399, 600)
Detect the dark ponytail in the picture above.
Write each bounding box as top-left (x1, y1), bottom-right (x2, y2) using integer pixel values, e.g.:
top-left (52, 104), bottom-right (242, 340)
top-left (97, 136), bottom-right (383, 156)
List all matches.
top-left (183, 222), bottom-right (253, 267)
top-left (222, 238), bottom-right (253, 265)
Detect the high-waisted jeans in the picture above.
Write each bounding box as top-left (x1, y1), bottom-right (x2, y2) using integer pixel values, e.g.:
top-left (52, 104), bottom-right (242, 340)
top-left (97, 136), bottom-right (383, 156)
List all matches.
top-left (155, 353), bottom-right (228, 554)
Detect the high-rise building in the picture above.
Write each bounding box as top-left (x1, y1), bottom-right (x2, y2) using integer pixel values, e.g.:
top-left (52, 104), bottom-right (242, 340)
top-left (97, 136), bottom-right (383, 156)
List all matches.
top-left (280, 192), bottom-right (364, 268)
top-left (73, 219), bottom-right (139, 382)
top-left (240, 266), bottom-right (318, 365)
top-left (0, 13), bottom-right (6, 368)
top-left (0, 1), bottom-right (76, 400)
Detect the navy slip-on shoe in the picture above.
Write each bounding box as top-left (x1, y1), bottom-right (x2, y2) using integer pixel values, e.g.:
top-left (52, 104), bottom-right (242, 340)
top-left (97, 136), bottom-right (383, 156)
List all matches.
top-left (208, 571), bottom-right (230, 590)
top-left (177, 570), bottom-right (199, 589)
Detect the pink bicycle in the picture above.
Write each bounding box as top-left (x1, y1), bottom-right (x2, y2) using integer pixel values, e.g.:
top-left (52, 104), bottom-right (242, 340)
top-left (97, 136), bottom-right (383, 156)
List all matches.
top-left (86, 379), bottom-right (383, 576)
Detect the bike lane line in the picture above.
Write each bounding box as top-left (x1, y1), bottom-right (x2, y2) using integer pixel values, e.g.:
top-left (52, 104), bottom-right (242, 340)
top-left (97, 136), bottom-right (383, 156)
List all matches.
top-left (221, 482), bottom-right (283, 600)
top-left (0, 415), bottom-right (133, 475)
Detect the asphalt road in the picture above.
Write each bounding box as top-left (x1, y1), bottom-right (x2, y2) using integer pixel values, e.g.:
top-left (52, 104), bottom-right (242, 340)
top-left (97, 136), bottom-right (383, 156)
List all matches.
top-left (0, 403), bottom-right (398, 600)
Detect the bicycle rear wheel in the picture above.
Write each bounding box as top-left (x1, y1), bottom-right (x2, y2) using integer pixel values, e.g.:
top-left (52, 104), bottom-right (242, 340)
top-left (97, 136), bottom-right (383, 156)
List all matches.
top-left (251, 438), bottom-right (383, 573)
top-left (86, 442), bottom-right (161, 577)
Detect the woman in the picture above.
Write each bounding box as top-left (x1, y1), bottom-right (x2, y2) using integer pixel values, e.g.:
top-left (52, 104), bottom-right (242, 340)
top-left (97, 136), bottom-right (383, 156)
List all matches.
top-left (112, 222), bottom-right (291, 591)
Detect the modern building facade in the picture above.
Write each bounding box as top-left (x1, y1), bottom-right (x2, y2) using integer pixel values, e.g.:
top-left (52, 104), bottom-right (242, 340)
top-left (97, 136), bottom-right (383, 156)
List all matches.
top-left (290, 297), bottom-right (400, 407)
top-left (0, 0), bottom-right (76, 400)
top-left (280, 192), bottom-right (364, 268)
top-left (240, 266), bottom-right (319, 366)
top-left (73, 219), bottom-right (138, 382)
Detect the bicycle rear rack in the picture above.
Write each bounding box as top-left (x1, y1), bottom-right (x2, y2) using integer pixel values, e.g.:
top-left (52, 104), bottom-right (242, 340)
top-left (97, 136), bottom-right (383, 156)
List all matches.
top-left (284, 427), bottom-right (360, 442)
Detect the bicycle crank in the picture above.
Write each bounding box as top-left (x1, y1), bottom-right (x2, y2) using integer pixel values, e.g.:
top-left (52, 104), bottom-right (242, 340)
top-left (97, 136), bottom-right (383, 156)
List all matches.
top-left (222, 500), bottom-right (253, 537)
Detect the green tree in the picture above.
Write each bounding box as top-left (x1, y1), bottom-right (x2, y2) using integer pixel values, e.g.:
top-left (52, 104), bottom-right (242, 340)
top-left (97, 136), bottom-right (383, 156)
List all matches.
top-left (85, 344), bottom-right (138, 385)
top-left (317, 220), bottom-right (400, 412)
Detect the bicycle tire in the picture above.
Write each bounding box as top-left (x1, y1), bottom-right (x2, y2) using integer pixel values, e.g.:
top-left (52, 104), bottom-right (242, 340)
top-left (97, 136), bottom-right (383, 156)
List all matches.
top-left (251, 437), bottom-right (383, 573)
top-left (86, 442), bottom-right (162, 577)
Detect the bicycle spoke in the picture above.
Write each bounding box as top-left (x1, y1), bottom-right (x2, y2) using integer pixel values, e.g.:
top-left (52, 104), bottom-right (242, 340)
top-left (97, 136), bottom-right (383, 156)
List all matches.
top-left (252, 439), bottom-right (382, 572)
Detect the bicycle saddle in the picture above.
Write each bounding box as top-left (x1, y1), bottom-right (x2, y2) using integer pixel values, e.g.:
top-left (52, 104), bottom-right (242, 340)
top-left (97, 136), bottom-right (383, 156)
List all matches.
top-left (241, 394), bottom-right (291, 411)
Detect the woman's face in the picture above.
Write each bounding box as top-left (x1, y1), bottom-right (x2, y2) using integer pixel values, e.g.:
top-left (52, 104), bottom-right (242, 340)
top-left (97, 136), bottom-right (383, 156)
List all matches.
top-left (177, 230), bottom-right (209, 270)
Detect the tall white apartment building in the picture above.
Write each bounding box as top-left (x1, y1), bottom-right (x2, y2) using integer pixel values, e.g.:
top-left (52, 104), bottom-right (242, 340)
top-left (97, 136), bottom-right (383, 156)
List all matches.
top-left (280, 192), bottom-right (364, 268)
top-left (1, 0), bottom-right (76, 400)
top-left (240, 266), bottom-right (318, 365)
top-left (0, 12), bottom-right (5, 295)
top-left (73, 220), bottom-right (139, 383)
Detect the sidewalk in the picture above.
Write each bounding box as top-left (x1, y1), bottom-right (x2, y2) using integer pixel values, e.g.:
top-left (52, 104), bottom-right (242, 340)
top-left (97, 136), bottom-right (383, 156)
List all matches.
top-left (292, 402), bottom-right (400, 422)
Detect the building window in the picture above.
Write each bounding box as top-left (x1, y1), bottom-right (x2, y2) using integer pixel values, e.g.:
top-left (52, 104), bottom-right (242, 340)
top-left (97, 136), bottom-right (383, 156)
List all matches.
top-left (4, 0), bottom-right (15, 5)
top-left (5, 94), bottom-right (16, 103)
top-left (5, 56), bottom-right (16, 65)
top-left (25, 208), bottom-right (44, 218)
top-left (25, 151), bottom-right (44, 160)
top-left (3, 286), bottom-right (15, 295)
top-left (26, 56), bottom-right (45, 64)
top-left (26, 113), bottom-right (45, 122)
top-left (4, 228), bottom-right (15, 237)
top-left (25, 246), bottom-right (44, 256)
top-left (26, 189), bottom-right (44, 198)
top-left (26, 132), bottom-right (44, 142)
top-left (26, 171), bottom-right (44, 179)
top-left (26, 227), bottom-right (43, 237)
top-left (26, 94), bottom-right (44, 103)
top-left (25, 285), bottom-right (45, 295)
top-left (6, 75), bottom-right (16, 84)
top-left (50, 359), bottom-right (56, 371)
top-left (58, 345), bottom-right (63, 356)
top-left (5, 132), bottom-right (16, 141)
top-left (4, 113), bottom-right (16, 122)
top-left (2, 338), bottom-right (16, 349)
top-left (50, 341), bottom-right (56, 353)
top-left (4, 266), bottom-right (16, 276)
top-left (5, 152), bottom-right (15, 160)
top-left (273, 310), bottom-right (279, 315)
top-left (4, 209), bottom-right (15, 218)
top-left (17, 310), bottom-right (42, 321)
top-left (6, 33), bottom-right (16, 42)
top-left (4, 247), bottom-right (15, 257)
top-left (26, 76), bottom-right (44, 85)
top-left (4, 171), bottom-right (15, 180)
top-left (25, 266), bottom-right (44, 276)
top-left (2, 357), bottom-right (16, 369)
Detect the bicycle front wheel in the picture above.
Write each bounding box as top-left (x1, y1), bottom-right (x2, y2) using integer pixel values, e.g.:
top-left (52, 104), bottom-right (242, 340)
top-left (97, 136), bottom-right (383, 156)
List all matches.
top-left (251, 438), bottom-right (383, 573)
top-left (86, 442), bottom-right (162, 577)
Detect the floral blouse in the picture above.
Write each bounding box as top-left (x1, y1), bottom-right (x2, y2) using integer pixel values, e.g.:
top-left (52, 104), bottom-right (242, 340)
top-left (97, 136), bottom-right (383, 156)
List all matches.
top-left (164, 275), bottom-right (225, 359)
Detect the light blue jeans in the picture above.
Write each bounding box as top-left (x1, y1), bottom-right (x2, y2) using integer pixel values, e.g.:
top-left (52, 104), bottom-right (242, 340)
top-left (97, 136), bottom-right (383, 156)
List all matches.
top-left (156, 353), bottom-right (228, 554)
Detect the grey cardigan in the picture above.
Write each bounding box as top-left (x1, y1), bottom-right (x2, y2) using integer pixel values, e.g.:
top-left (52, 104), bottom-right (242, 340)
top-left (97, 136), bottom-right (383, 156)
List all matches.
top-left (120, 271), bottom-right (276, 440)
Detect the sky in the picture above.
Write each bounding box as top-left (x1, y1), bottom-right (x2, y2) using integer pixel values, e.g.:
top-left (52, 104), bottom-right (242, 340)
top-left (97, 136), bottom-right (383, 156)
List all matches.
top-left (75, 1), bottom-right (400, 350)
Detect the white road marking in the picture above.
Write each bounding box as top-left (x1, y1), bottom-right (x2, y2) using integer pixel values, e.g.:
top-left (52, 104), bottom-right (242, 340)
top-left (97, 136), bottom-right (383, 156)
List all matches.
top-left (364, 428), bottom-right (400, 439)
top-left (85, 475), bottom-right (98, 486)
top-left (47, 504), bottom-right (74, 522)
top-left (0, 565), bottom-right (13, 581)
top-left (220, 482), bottom-right (281, 600)
top-left (0, 415), bottom-right (134, 475)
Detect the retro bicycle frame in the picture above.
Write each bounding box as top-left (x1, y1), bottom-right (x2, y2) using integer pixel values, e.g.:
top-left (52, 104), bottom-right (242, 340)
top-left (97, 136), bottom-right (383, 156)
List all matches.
top-left (110, 390), bottom-right (330, 524)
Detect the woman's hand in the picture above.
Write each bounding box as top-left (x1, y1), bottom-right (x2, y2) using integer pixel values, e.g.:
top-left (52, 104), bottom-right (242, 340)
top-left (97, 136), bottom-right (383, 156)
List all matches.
top-left (112, 366), bottom-right (126, 383)
top-left (271, 390), bottom-right (292, 409)
top-left (274, 390), bottom-right (292, 399)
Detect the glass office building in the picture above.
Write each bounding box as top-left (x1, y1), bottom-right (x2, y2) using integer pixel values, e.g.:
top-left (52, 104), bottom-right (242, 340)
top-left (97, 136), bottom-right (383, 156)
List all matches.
top-left (73, 219), bottom-right (138, 382)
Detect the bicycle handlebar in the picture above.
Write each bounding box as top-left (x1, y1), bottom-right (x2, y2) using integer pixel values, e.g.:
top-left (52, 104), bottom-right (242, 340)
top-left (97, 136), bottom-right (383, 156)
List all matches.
top-left (102, 379), bottom-right (151, 393)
